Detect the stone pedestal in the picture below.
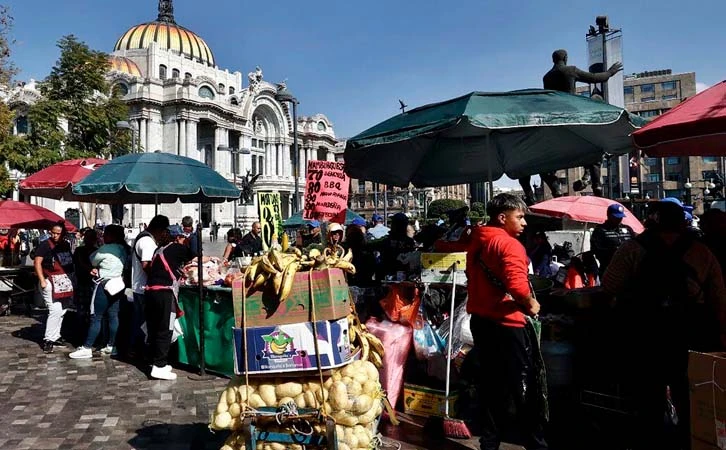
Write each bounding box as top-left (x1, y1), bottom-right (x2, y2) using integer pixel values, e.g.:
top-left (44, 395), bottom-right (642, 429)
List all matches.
top-left (237, 203), bottom-right (259, 231)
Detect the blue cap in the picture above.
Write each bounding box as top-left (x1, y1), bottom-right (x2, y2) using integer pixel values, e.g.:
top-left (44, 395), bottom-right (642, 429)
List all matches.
top-left (167, 224), bottom-right (185, 237)
top-left (372, 214), bottom-right (383, 223)
top-left (307, 220), bottom-right (320, 228)
top-left (607, 203), bottom-right (626, 219)
top-left (661, 197), bottom-right (684, 208)
top-left (351, 218), bottom-right (367, 226)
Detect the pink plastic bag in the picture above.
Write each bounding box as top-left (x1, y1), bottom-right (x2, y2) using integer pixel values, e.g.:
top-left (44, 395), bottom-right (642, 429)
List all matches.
top-left (365, 318), bottom-right (413, 410)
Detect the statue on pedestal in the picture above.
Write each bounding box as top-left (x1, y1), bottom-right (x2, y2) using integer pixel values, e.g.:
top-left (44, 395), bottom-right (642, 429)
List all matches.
top-left (239, 170), bottom-right (261, 204)
top-left (519, 49), bottom-right (623, 204)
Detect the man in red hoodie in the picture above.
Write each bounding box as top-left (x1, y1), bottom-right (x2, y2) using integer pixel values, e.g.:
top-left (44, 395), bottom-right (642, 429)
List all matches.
top-left (466, 193), bottom-right (547, 450)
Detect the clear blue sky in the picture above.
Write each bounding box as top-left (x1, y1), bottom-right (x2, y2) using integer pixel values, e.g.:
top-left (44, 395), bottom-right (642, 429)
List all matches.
top-left (5, 0), bottom-right (723, 142)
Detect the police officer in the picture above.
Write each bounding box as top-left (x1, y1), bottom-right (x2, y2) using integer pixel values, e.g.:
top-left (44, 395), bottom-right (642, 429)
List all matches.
top-left (590, 203), bottom-right (636, 276)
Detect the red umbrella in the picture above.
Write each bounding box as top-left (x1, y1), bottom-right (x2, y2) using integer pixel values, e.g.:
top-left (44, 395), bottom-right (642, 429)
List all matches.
top-left (19, 158), bottom-right (108, 201)
top-left (529, 195), bottom-right (644, 234)
top-left (632, 80), bottom-right (726, 156)
top-left (0, 200), bottom-right (76, 231)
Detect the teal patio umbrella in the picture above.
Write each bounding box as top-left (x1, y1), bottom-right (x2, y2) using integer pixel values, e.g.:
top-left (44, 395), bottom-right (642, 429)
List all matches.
top-left (72, 151), bottom-right (240, 204)
top-left (73, 151), bottom-right (240, 379)
top-left (283, 209), bottom-right (365, 227)
top-left (344, 89), bottom-right (648, 187)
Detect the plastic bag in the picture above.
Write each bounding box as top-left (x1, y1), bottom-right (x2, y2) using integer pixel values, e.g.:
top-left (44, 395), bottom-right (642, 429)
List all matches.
top-left (379, 284), bottom-right (420, 326)
top-left (412, 304), bottom-right (445, 360)
top-left (436, 296), bottom-right (469, 358)
top-left (365, 318), bottom-right (413, 409)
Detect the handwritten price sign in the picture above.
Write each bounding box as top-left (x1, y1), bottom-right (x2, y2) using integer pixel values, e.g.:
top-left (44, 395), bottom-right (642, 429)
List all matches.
top-left (257, 192), bottom-right (283, 249)
top-left (303, 160), bottom-right (350, 223)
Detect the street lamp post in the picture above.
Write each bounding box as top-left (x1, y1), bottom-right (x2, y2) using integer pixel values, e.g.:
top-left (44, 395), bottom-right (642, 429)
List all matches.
top-left (218, 145), bottom-right (251, 230)
top-left (275, 83), bottom-right (300, 213)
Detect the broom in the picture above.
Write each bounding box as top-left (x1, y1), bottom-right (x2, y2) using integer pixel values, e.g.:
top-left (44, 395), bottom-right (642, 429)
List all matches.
top-left (440, 263), bottom-right (472, 438)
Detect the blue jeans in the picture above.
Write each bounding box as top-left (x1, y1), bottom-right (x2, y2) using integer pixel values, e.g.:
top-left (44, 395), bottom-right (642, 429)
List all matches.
top-left (84, 285), bottom-right (120, 349)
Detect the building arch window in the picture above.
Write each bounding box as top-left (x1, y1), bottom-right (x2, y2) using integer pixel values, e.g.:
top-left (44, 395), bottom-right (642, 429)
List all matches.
top-left (15, 116), bottom-right (29, 135)
top-left (185, 72), bottom-right (192, 80)
top-left (113, 83), bottom-right (129, 96)
top-left (198, 85), bottom-right (215, 99)
top-left (317, 121), bottom-right (327, 132)
top-left (172, 68), bottom-right (180, 79)
top-left (230, 97), bottom-right (239, 106)
top-left (159, 64), bottom-right (167, 80)
top-left (218, 83), bottom-right (225, 93)
top-left (228, 86), bottom-right (235, 95)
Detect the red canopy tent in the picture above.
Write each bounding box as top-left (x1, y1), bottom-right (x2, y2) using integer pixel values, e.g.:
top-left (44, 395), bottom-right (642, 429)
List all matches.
top-left (632, 80), bottom-right (726, 157)
top-left (19, 158), bottom-right (108, 201)
top-left (529, 195), bottom-right (644, 234)
top-left (0, 200), bottom-right (76, 231)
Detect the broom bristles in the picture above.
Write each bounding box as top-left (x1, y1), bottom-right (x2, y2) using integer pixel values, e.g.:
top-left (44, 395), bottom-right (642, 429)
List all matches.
top-left (443, 417), bottom-right (472, 439)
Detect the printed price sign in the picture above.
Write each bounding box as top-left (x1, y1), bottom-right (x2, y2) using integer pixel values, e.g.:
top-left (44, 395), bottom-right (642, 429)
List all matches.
top-left (257, 192), bottom-right (283, 249)
top-left (303, 160), bottom-right (350, 223)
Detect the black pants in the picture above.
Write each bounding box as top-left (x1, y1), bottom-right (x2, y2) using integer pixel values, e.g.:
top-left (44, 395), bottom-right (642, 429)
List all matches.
top-left (144, 290), bottom-right (174, 368)
top-left (470, 316), bottom-right (548, 450)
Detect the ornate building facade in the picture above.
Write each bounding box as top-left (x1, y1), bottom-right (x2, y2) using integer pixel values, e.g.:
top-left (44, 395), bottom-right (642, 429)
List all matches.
top-left (5, 0), bottom-right (339, 228)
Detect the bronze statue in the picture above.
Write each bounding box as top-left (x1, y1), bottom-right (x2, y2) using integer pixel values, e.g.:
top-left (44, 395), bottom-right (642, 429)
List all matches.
top-left (519, 49), bottom-right (623, 204)
top-left (239, 170), bottom-right (261, 204)
top-left (157, 0), bottom-right (175, 23)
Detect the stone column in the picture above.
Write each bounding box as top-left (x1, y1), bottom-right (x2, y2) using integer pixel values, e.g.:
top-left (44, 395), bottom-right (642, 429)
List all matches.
top-left (275, 144), bottom-right (281, 176)
top-left (215, 126), bottom-right (229, 173)
top-left (178, 119), bottom-right (186, 156)
top-left (187, 120), bottom-right (198, 161)
top-left (139, 118), bottom-right (147, 152)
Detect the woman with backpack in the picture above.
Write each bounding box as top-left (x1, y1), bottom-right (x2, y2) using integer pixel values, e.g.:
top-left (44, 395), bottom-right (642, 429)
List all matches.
top-left (69, 225), bottom-right (130, 359)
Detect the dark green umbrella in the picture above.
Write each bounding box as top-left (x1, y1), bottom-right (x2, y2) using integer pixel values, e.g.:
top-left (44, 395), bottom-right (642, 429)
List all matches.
top-left (72, 151), bottom-right (240, 203)
top-left (344, 89), bottom-right (648, 187)
top-left (283, 209), bottom-right (365, 227)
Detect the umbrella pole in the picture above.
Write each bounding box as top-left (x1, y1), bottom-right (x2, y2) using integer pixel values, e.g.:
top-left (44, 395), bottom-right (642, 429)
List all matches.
top-left (155, 194), bottom-right (159, 215)
top-left (486, 134), bottom-right (494, 203)
top-left (189, 204), bottom-right (213, 380)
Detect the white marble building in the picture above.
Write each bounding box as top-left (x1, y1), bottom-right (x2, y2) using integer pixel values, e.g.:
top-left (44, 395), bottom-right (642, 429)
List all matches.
top-left (4, 0), bottom-right (338, 229)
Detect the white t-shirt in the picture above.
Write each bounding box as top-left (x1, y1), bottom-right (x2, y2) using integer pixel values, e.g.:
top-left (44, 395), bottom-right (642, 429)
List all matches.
top-left (132, 234), bottom-right (158, 294)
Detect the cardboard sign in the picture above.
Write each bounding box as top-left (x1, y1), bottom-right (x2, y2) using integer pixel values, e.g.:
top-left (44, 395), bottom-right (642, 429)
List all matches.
top-left (257, 192), bottom-right (283, 249)
top-left (302, 160), bottom-right (350, 223)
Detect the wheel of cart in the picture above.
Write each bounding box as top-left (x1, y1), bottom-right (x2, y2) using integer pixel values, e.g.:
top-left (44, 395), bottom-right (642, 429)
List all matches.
top-left (241, 406), bottom-right (338, 450)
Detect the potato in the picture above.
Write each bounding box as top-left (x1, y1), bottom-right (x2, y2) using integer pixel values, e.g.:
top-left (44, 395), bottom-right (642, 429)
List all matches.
top-left (258, 385), bottom-right (277, 407)
top-left (276, 382), bottom-right (303, 399)
top-left (337, 442), bottom-right (351, 450)
top-left (220, 445), bottom-right (234, 450)
top-left (352, 394), bottom-right (373, 415)
top-left (213, 411), bottom-right (232, 429)
top-left (330, 381), bottom-right (349, 411)
top-left (314, 388), bottom-right (329, 403)
top-left (324, 377), bottom-right (334, 389)
top-left (341, 363), bottom-right (357, 378)
top-left (362, 361), bottom-right (379, 382)
top-left (225, 387), bottom-right (238, 405)
top-left (347, 380), bottom-right (363, 397)
top-left (304, 390), bottom-right (317, 408)
top-left (354, 425), bottom-right (371, 447)
top-left (229, 402), bottom-right (241, 418)
top-left (248, 393), bottom-right (266, 409)
top-left (332, 371), bottom-right (342, 382)
top-left (342, 376), bottom-right (353, 386)
top-left (278, 396), bottom-right (295, 407)
top-left (346, 433), bottom-right (359, 449)
top-left (362, 380), bottom-right (378, 396)
top-left (294, 393), bottom-right (306, 409)
top-left (267, 443), bottom-right (286, 450)
top-left (216, 401), bottom-right (229, 414)
top-left (332, 410), bottom-right (358, 427)
top-left (307, 381), bottom-right (322, 392)
top-left (357, 402), bottom-right (379, 425)
top-left (376, 401), bottom-right (383, 417)
top-left (352, 372), bottom-right (368, 386)
top-left (336, 425), bottom-right (346, 438)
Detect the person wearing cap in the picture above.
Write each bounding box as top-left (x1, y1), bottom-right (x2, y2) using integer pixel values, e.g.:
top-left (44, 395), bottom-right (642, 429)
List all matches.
top-left (302, 220), bottom-right (323, 248)
top-left (181, 216), bottom-right (199, 257)
top-left (590, 203), bottom-right (636, 276)
top-left (326, 222), bottom-right (344, 254)
top-left (366, 214), bottom-right (390, 241)
top-left (143, 223), bottom-right (194, 380)
top-left (351, 217), bottom-right (367, 234)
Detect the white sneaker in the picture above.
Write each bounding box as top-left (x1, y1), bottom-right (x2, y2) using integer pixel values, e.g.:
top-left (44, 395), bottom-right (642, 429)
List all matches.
top-left (69, 347), bottom-right (93, 359)
top-left (100, 345), bottom-right (118, 356)
top-left (150, 365), bottom-right (177, 380)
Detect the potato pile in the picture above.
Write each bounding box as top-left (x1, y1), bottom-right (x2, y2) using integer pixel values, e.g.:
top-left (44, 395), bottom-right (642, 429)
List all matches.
top-left (212, 360), bottom-right (383, 450)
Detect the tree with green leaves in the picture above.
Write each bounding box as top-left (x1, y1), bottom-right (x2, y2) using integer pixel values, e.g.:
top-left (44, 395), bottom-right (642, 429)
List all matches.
top-left (0, 5), bottom-right (18, 194)
top-left (427, 198), bottom-right (468, 221)
top-left (0, 35), bottom-right (131, 190)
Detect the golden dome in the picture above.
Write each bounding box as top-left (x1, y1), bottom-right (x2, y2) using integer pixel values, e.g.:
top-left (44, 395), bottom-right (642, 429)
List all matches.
top-left (113, 1), bottom-right (215, 67)
top-left (108, 56), bottom-right (142, 77)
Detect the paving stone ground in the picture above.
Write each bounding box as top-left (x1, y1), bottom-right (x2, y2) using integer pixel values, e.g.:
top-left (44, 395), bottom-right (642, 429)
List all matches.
top-left (0, 310), bottom-right (485, 450)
